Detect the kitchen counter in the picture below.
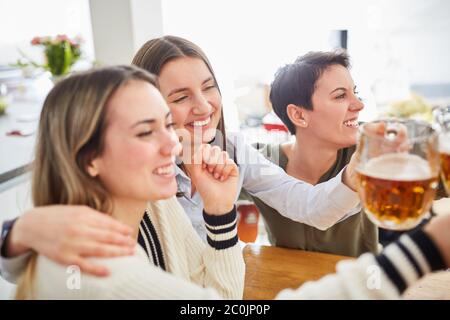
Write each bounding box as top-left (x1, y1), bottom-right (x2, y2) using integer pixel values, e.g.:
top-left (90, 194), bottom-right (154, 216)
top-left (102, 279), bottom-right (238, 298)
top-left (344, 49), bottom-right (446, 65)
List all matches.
top-left (0, 100), bottom-right (42, 192)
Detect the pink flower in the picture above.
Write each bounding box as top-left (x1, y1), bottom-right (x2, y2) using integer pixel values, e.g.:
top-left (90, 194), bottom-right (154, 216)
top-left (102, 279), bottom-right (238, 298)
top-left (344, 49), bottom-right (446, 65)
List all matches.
top-left (41, 36), bottom-right (51, 44)
top-left (56, 34), bottom-right (69, 42)
top-left (31, 37), bottom-right (41, 45)
top-left (68, 35), bottom-right (82, 46)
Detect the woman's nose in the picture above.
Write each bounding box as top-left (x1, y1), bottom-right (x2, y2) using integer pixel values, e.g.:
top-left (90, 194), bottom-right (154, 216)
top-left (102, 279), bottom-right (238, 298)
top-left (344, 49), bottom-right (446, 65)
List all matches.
top-left (192, 94), bottom-right (212, 115)
top-left (160, 130), bottom-right (181, 156)
top-left (350, 94), bottom-right (364, 111)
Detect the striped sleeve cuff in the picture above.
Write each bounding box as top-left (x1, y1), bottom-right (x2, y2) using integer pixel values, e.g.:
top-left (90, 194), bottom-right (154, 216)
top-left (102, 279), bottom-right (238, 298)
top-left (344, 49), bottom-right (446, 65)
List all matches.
top-left (375, 228), bottom-right (446, 294)
top-left (203, 206), bottom-right (238, 250)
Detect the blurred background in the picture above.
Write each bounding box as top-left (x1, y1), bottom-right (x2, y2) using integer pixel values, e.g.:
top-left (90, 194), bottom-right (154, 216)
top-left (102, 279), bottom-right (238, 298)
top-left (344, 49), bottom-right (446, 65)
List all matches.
top-left (1, 0), bottom-right (450, 129)
top-left (1, 0), bottom-right (450, 298)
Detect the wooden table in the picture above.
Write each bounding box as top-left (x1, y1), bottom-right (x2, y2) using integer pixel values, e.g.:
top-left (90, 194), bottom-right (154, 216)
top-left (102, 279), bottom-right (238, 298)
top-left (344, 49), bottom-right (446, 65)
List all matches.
top-left (243, 244), bottom-right (450, 300)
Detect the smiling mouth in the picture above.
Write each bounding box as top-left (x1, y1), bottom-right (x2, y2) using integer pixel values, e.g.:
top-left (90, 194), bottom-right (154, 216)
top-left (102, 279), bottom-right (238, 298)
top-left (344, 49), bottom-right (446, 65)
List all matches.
top-left (153, 163), bottom-right (175, 176)
top-left (343, 118), bottom-right (359, 128)
top-left (187, 116), bottom-right (211, 128)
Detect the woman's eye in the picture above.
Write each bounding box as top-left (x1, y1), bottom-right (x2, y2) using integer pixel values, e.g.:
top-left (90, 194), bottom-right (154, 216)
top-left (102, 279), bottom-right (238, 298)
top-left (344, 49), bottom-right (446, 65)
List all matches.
top-left (204, 85), bottom-right (216, 91)
top-left (336, 93), bottom-right (346, 99)
top-left (166, 122), bottom-right (176, 129)
top-left (137, 131), bottom-right (153, 137)
top-left (173, 96), bottom-right (187, 103)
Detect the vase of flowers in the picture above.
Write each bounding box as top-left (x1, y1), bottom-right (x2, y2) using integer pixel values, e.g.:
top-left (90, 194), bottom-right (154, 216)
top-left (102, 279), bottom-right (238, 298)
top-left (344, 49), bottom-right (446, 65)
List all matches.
top-left (15, 34), bottom-right (83, 82)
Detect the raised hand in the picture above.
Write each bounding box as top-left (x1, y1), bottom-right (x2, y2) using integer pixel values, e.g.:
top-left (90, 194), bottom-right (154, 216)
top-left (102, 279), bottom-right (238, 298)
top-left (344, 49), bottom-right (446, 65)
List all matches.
top-left (345, 121), bottom-right (409, 191)
top-left (184, 144), bottom-right (239, 215)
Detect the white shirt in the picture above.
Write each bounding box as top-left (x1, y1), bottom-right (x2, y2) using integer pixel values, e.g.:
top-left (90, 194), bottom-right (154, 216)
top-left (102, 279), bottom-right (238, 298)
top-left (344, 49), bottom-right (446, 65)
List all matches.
top-left (176, 131), bottom-right (361, 240)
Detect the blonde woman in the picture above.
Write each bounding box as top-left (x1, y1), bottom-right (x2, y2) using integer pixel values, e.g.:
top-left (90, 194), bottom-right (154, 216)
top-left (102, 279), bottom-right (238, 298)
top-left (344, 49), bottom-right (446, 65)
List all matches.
top-left (14, 65), bottom-right (244, 299)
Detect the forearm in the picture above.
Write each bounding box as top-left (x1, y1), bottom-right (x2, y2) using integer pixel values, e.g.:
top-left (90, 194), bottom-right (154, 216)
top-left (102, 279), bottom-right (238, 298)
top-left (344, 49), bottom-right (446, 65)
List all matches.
top-left (0, 218), bottom-right (33, 283)
top-left (1, 217), bottom-right (31, 258)
top-left (0, 251), bottom-right (32, 283)
top-left (276, 228), bottom-right (447, 299)
top-left (245, 166), bottom-right (360, 230)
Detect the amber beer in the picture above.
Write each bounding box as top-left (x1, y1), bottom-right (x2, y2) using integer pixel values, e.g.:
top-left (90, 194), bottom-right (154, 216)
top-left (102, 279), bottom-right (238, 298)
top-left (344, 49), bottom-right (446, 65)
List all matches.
top-left (357, 153), bottom-right (439, 230)
top-left (436, 108), bottom-right (450, 194)
top-left (440, 151), bottom-right (450, 195)
top-left (439, 133), bottom-right (450, 195)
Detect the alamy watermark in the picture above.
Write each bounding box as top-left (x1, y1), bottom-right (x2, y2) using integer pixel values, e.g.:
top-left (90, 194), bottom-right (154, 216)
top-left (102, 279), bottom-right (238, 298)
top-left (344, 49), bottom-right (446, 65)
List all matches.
top-left (66, 265), bottom-right (81, 290)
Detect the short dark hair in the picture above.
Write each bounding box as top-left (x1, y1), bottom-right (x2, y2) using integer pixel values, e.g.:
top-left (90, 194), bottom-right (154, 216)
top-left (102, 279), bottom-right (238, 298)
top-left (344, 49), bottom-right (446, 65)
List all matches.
top-left (269, 50), bottom-right (350, 134)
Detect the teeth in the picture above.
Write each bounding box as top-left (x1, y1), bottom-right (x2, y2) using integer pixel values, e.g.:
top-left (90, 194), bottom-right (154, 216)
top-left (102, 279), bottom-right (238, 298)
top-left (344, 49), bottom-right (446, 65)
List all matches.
top-left (343, 120), bottom-right (359, 128)
top-left (192, 117), bottom-right (210, 127)
top-left (154, 164), bottom-right (174, 176)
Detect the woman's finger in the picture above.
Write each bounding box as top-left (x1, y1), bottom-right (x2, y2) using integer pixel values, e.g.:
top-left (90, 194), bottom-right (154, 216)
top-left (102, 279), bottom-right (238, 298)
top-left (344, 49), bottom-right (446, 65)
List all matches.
top-left (78, 241), bottom-right (135, 258)
top-left (212, 152), bottom-right (229, 179)
top-left (82, 227), bottom-right (136, 247)
top-left (201, 143), bottom-right (212, 165)
top-left (219, 158), bottom-right (236, 181)
top-left (205, 146), bottom-right (223, 173)
top-left (70, 255), bottom-right (111, 277)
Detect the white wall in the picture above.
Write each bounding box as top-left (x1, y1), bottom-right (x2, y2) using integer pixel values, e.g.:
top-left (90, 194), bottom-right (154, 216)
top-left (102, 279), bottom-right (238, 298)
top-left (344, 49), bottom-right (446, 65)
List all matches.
top-left (0, 0), bottom-right (94, 65)
top-left (89, 0), bottom-right (163, 65)
top-left (354, 0), bottom-right (450, 85)
top-left (2, 0), bottom-right (448, 123)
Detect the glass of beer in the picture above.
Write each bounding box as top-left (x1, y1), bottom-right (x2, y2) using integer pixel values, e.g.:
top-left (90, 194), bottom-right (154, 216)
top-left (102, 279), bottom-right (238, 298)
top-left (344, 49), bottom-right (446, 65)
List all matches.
top-left (356, 119), bottom-right (440, 230)
top-left (434, 106), bottom-right (450, 195)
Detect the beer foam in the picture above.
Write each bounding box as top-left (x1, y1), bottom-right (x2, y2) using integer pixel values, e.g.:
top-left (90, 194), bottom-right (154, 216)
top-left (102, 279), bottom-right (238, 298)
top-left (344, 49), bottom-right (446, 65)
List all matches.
top-left (361, 153), bottom-right (433, 181)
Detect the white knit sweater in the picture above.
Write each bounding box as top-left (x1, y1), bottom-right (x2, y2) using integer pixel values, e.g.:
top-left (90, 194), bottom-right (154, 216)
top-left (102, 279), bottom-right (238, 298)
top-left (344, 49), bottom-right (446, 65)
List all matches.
top-left (1, 200), bottom-right (446, 299)
top-left (29, 197), bottom-right (245, 299)
top-left (276, 228), bottom-right (447, 299)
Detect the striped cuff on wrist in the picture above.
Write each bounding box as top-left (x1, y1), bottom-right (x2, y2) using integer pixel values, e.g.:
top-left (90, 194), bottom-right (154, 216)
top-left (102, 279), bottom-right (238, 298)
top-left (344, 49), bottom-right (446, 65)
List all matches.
top-left (203, 206), bottom-right (238, 250)
top-left (375, 228), bottom-right (446, 294)
top-left (203, 207), bottom-right (237, 226)
top-left (407, 228), bottom-right (446, 272)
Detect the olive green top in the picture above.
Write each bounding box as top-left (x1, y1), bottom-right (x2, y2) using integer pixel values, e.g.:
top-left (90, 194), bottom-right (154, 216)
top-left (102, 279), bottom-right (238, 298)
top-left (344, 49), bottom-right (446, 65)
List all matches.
top-left (240, 143), bottom-right (379, 257)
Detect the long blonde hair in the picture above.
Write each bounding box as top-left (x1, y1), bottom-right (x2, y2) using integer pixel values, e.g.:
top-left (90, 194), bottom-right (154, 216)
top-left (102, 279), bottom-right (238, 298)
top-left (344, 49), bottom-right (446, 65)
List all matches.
top-left (15, 65), bottom-right (158, 299)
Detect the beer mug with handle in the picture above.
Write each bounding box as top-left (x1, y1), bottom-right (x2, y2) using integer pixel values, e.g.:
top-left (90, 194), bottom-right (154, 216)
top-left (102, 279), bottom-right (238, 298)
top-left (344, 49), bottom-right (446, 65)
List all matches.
top-left (356, 119), bottom-right (440, 230)
top-left (434, 106), bottom-right (450, 195)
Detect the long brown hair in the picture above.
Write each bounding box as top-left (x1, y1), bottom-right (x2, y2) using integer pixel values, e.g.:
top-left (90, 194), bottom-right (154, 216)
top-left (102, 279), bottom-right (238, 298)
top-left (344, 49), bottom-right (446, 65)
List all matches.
top-left (131, 35), bottom-right (227, 149)
top-left (15, 65), bottom-right (158, 299)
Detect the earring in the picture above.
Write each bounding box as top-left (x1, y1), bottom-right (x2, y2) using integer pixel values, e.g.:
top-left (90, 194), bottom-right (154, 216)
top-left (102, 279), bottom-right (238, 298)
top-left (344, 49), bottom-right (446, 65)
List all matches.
top-left (300, 120), bottom-right (308, 127)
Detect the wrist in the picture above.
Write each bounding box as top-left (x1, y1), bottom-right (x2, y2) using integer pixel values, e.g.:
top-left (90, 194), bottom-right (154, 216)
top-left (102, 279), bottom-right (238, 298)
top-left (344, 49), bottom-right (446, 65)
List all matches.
top-left (203, 206), bottom-right (238, 250)
top-left (375, 228), bottom-right (447, 295)
top-left (424, 220), bottom-right (450, 267)
top-left (3, 217), bottom-right (30, 257)
top-left (342, 166), bottom-right (357, 192)
top-left (204, 203), bottom-right (234, 216)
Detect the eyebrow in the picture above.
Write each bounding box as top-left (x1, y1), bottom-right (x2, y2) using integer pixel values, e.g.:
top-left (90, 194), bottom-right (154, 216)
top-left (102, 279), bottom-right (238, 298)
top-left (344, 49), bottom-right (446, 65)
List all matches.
top-left (330, 85), bottom-right (357, 95)
top-left (131, 112), bottom-right (171, 128)
top-left (167, 77), bottom-right (214, 97)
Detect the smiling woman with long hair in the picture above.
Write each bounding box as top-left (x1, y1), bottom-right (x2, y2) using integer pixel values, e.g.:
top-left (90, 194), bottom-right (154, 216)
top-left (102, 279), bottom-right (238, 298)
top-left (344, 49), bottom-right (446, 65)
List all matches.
top-left (14, 65), bottom-right (244, 299)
